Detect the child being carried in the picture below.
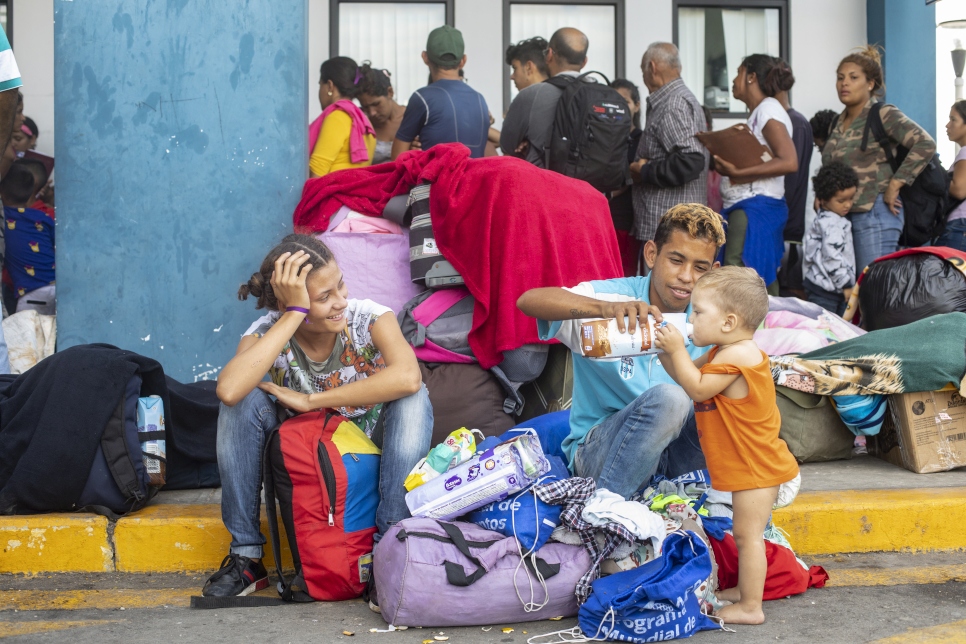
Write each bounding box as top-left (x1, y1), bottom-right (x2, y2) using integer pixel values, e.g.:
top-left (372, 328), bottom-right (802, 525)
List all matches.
top-left (653, 266), bottom-right (799, 626)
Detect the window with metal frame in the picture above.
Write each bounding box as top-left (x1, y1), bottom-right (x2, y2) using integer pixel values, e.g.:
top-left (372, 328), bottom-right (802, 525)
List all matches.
top-left (673, 0), bottom-right (788, 117)
top-left (502, 0), bottom-right (624, 112)
top-left (329, 0), bottom-right (454, 104)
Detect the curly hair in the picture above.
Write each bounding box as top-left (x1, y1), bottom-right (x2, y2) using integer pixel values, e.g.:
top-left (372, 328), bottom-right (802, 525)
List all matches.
top-left (812, 161), bottom-right (859, 202)
top-left (653, 203), bottom-right (727, 252)
top-left (809, 109), bottom-right (839, 143)
top-left (505, 37), bottom-right (550, 77)
top-left (238, 234), bottom-right (335, 311)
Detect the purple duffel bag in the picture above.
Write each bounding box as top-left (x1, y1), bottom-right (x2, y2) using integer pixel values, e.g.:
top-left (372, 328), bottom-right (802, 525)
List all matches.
top-left (374, 517), bottom-right (590, 627)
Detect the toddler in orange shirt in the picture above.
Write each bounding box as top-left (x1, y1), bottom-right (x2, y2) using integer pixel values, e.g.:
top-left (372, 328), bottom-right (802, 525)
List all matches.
top-left (653, 265), bottom-right (798, 626)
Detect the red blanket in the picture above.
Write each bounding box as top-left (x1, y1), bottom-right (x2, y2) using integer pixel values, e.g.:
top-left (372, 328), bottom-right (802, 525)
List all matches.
top-left (293, 144), bottom-right (622, 368)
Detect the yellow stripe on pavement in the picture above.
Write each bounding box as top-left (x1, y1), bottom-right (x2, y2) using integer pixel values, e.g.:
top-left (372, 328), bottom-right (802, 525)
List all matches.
top-left (872, 619), bottom-right (966, 643)
top-left (825, 563), bottom-right (966, 588)
top-left (0, 589), bottom-right (193, 611)
top-left (0, 620), bottom-right (120, 639)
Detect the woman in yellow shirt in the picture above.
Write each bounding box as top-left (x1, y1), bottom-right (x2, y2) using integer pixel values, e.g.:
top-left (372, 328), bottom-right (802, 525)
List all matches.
top-left (310, 57), bottom-right (377, 178)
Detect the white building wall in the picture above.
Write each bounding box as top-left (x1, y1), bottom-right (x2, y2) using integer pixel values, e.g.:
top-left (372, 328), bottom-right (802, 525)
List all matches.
top-left (20, 0), bottom-right (869, 159)
top-left (12, 0), bottom-right (54, 156)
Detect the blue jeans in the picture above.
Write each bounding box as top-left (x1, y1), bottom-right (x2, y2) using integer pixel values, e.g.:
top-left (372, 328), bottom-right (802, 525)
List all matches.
top-left (936, 218), bottom-right (966, 253)
top-left (803, 278), bottom-right (846, 317)
top-left (217, 385), bottom-right (433, 558)
top-left (572, 384), bottom-right (706, 499)
top-left (850, 193), bottom-right (904, 279)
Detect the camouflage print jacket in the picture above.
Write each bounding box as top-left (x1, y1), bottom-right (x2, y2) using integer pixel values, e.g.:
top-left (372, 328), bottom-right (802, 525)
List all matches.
top-left (821, 99), bottom-right (936, 213)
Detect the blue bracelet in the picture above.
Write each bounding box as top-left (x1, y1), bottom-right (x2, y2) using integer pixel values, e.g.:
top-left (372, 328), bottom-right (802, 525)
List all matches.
top-left (286, 306), bottom-right (310, 314)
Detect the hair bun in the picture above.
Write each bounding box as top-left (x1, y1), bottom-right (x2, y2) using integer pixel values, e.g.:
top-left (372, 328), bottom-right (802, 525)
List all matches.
top-left (237, 272), bottom-right (265, 301)
top-left (857, 44), bottom-right (883, 65)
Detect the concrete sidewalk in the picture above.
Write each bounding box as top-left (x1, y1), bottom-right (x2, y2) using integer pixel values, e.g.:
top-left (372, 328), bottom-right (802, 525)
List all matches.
top-left (2, 456), bottom-right (965, 575)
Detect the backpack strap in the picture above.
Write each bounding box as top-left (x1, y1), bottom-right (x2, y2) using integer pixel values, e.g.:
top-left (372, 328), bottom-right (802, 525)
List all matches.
top-left (263, 426), bottom-right (314, 603)
top-left (411, 287), bottom-right (471, 326)
top-left (861, 102), bottom-right (899, 173)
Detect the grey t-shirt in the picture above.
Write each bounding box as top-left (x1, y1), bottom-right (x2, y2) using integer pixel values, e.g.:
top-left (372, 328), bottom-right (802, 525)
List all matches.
top-left (499, 71), bottom-right (581, 168)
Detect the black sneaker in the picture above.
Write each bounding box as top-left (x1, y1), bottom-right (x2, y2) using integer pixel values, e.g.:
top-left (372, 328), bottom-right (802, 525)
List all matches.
top-left (202, 554), bottom-right (269, 597)
top-left (363, 573), bottom-right (380, 613)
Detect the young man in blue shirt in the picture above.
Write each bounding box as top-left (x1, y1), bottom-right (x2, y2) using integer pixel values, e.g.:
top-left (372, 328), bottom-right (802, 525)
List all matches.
top-left (391, 25), bottom-right (490, 160)
top-left (517, 203), bottom-right (726, 498)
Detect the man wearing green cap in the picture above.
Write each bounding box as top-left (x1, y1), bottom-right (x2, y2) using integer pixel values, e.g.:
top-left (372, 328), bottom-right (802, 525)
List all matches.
top-left (391, 25), bottom-right (490, 160)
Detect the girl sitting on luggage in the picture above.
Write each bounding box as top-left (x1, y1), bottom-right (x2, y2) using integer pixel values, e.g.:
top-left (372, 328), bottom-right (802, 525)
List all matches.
top-left (654, 266), bottom-right (799, 625)
top-left (204, 235), bottom-right (432, 603)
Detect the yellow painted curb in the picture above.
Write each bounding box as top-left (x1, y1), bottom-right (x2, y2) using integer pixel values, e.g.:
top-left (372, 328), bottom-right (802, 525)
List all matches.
top-left (0, 514), bottom-right (112, 573)
top-left (773, 487), bottom-right (966, 556)
top-left (113, 504), bottom-right (293, 573)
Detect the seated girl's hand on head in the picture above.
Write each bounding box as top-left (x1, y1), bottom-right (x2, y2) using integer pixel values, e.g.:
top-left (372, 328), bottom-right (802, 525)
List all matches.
top-left (271, 251), bottom-right (313, 311)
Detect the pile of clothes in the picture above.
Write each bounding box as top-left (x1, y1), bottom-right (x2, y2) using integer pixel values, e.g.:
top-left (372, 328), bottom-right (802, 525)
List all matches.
top-left (375, 427), bottom-right (827, 636)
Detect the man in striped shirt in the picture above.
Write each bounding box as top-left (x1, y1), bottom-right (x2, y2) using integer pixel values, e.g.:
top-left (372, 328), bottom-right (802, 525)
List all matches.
top-left (631, 43), bottom-right (708, 244)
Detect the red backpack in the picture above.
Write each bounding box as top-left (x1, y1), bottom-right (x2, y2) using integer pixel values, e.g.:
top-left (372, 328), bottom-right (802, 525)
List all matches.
top-left (263, 410), bottom-right (381, 601)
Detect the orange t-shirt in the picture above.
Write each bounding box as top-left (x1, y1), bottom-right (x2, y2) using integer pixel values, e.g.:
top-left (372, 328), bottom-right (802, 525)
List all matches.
top-left (694, 346), bottom-right (799, 492)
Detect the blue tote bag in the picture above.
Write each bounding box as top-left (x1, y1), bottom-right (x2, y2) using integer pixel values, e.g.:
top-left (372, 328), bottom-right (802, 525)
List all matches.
top-left (578, 531), bottom-right (721, 642)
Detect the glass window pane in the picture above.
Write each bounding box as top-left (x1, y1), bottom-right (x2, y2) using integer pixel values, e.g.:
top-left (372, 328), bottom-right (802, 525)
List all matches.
top-left (509, 4), bottom-right (616, 102)
top-left (339, 3), bottom-right (447, 105)
top-left (677, 6), bottom-right (781, 113)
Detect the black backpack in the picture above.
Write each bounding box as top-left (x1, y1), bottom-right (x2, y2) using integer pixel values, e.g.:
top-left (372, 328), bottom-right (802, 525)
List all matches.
top-left (863, 102), bottom-right (947, 246)
top-left (545, 72), bottom-right (632, 193)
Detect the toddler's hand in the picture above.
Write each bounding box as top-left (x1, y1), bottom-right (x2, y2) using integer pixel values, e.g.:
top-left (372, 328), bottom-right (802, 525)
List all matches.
top-left (653, 323), bottom-right (685, 354)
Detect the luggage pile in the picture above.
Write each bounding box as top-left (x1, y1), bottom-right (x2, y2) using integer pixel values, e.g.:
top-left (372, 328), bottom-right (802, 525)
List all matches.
top-left (392, 183), bottom-right (550, 439)
top-left (261, 408), bottom-right (827, 639)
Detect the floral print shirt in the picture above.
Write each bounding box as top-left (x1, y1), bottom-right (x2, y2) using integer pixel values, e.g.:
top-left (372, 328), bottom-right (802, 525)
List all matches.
top-left (244, 299), bottom-right (391, 435)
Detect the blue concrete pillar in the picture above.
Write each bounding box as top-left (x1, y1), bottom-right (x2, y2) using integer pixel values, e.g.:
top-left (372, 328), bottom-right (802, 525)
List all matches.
top-left (868, 0), bottom-right (937, 136)
top-left (54, 1), bottom-right (307, 382)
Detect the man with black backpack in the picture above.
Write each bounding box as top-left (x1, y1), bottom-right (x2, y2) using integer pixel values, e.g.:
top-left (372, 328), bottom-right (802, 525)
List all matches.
top-left (501, 28), bottom-right (632, 194)
top-left (500, 28), bottom-right (589, 169)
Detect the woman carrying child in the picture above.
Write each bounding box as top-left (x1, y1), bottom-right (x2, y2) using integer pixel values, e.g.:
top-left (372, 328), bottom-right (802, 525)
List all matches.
top-left (712, 55), bottom-right (799, 295)
top-left (310, 57), bottom-right (377, 178)
top-left (654, 266), bottom-right (799, 625)
top-left (803, 162), bottom-right (859, 315)
top-left (203, 235), bottom-right (432, 601)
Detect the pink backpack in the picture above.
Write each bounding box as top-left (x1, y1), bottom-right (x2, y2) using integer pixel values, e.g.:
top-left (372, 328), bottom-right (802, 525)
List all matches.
top-left (397, 287), bottom-right (476, 364)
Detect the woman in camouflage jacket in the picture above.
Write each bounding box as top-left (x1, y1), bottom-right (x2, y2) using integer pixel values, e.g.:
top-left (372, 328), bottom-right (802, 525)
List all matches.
top-left (822, 45), bottom-right (936, 278)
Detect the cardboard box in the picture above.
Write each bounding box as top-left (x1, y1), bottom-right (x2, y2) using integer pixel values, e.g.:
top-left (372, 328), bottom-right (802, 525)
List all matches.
top-left (871, 390), bottom-right (966, 474)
